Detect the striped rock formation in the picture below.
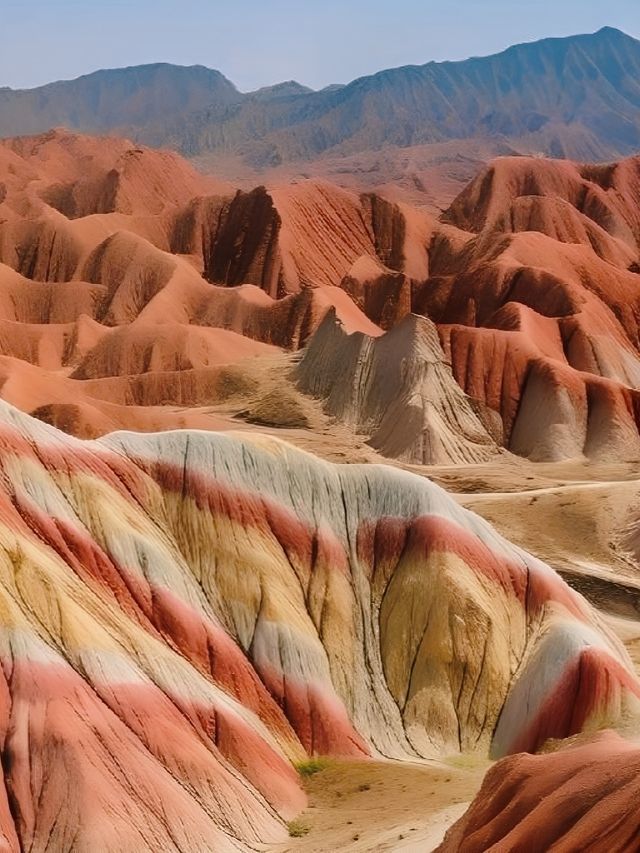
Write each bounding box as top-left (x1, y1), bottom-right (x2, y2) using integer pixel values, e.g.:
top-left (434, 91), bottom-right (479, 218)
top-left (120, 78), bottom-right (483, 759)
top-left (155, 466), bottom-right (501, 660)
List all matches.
top-left (3, 130), bottom-right (640, 464)
top-left (295, 310), bottom-right (499, 464)
top-left (0, 400), bottom-right (638, 847)
top-left (429, 155), bottom-right (640, 462)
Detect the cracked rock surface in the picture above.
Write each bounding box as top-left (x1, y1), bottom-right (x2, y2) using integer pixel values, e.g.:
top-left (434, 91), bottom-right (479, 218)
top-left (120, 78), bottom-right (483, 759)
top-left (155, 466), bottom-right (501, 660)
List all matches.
top-left (0, 400), bottom-right (636, 848)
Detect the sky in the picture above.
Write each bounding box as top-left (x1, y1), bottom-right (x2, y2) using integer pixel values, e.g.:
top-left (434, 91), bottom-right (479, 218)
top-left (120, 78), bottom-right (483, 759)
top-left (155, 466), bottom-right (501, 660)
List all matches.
top-left (2, 0), bottom-right (639, 92)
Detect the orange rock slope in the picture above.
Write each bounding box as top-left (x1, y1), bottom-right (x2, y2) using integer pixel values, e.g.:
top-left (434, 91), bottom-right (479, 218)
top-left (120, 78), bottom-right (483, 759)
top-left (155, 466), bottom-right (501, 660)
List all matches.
top-left (438, 731), bottom-right (640, 852)
top-left (1, 129), bottom-right (640, 464)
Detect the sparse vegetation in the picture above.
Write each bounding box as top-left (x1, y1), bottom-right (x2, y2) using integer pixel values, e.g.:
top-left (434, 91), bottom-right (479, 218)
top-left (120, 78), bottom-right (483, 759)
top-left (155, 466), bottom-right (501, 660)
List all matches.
top-left (443, 753), bottom-right (490, 770)
top-left (243, 387), bottom-right (312, 428)
top-left (294, 757), bottom-right (330, 778)
top-left (287, 819), bottom-right (311, 838)
top-left (215, 367), bottom-right (259, 401)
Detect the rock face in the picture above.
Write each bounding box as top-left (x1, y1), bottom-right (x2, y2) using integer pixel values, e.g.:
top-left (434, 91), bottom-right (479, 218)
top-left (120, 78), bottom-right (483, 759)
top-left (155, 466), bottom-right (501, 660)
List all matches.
top-left (0, 130), bottom-right (392, 440)
top-left (296, 311), bottom-right (497, 464)
top-left (429, 155), bottom-right (640, 462)
top-left (438, 731), bottom-right (640, 852)
top-left (2, 129), bottom-right (640, 463)
top-left (0, 401), bottom-right (636, 848)
top-left (0, 129), bottom-right (423, 301)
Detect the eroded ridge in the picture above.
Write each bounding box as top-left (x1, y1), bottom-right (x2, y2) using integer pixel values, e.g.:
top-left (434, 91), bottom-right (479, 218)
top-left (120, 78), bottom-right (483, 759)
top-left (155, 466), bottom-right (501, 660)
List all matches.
top-left (0, 401), bottom-right (636, 848)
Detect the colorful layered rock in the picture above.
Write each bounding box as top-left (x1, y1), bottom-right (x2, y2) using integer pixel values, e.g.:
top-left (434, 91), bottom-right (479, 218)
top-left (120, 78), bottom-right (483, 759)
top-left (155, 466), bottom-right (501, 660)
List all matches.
top-left (3, 130), bottom-right (640, 464)
top-left (0, 400), bottom-right (637, 846)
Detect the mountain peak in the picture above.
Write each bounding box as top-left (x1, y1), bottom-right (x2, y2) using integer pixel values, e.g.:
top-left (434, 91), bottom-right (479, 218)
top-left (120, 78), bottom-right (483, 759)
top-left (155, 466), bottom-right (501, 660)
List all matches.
top-left (249, 80), bottom-right (314, 100)
top-left (1, 28), bottom-right (640, 163)
top-left (594, 25), bottom-right (628, 38)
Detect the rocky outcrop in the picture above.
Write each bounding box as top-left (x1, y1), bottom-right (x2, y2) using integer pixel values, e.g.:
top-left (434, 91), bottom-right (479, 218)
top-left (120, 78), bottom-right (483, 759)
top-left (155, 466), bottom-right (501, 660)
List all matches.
top-left (3, 130), bottom-right (640, 464)
top-left (340, 255), bottom-right (412, 330)
top-left (417, 154), bottom-right (640, 462)
top-left (173, 188), bottom-right (284, 296)
top-left (296, 310), bottom-right (502, 464)
top-left (438, 731), bottom-right (640, 852)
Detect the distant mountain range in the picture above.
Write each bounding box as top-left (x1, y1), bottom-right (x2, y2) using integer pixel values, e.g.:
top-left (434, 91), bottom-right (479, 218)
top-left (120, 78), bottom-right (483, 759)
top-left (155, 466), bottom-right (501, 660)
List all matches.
top-left (1, 27), bottom-right (640, 169)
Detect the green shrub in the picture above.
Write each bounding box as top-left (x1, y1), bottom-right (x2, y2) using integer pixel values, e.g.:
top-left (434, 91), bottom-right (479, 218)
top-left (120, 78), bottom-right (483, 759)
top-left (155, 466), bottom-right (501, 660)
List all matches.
top-left (294, 757), bottom-right (330, 778)
top-left (287, 819), bottom-right (311, 837)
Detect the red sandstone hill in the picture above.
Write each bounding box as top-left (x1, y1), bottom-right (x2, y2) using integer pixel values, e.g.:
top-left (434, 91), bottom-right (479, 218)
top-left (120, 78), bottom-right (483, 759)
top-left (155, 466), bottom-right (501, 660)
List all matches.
top-left (0, 129), bottom-right (640, 464)
top-left (438, 730), bottom-right (640, 852)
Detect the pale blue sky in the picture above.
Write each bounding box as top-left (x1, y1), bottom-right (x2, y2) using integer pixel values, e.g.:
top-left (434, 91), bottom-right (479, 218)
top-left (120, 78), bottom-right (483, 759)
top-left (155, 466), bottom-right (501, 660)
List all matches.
top-left (2, 0), bottom-right (639, 92)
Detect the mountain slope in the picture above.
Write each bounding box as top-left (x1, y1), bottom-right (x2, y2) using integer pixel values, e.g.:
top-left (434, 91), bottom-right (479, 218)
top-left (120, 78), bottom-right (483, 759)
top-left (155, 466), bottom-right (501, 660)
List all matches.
top-left (166, 27), bottom-right (640, 165)
top-left (0, 63), bottom-right (241, 138)
top-left (1, 28), bottom-right (640, 169)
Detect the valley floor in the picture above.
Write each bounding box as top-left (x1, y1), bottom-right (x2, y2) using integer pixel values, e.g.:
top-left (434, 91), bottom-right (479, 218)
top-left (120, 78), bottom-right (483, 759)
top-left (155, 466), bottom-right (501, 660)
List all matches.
top-left (269, 758), bottom-right (488, 853)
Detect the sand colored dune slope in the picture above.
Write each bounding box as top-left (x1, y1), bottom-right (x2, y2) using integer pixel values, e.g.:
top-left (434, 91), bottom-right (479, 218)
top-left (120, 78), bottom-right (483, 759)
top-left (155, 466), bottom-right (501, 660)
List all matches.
top-left (0, 401), bottom-right (637, 847)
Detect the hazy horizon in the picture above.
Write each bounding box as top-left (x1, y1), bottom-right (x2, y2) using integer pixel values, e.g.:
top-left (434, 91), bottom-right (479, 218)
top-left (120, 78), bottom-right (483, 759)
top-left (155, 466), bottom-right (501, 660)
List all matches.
top-left (2, 0), bottom-right (639, 93)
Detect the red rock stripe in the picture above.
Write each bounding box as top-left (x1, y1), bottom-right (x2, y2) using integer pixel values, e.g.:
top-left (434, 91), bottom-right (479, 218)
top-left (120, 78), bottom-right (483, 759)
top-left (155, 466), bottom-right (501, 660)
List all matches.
top-left (1, 656), bottom-right (305, 827)
top-left (505, 646), bottom-right (640, 755)
top-left (358, 514), bottom-right (585, 619)
top-left (143, 457), bottom-right (349, 581)
top-left (0, 424), bottom-right (149, 506)
top-left (13, 496), bottom-right (301, 747)
top-left (258, 662), bottom-right (369, 758)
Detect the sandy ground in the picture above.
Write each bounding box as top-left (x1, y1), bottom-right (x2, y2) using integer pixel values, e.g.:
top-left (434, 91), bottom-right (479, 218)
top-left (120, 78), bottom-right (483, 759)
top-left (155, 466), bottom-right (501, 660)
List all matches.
top-left (268, 758), bottom-right (489, 853)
